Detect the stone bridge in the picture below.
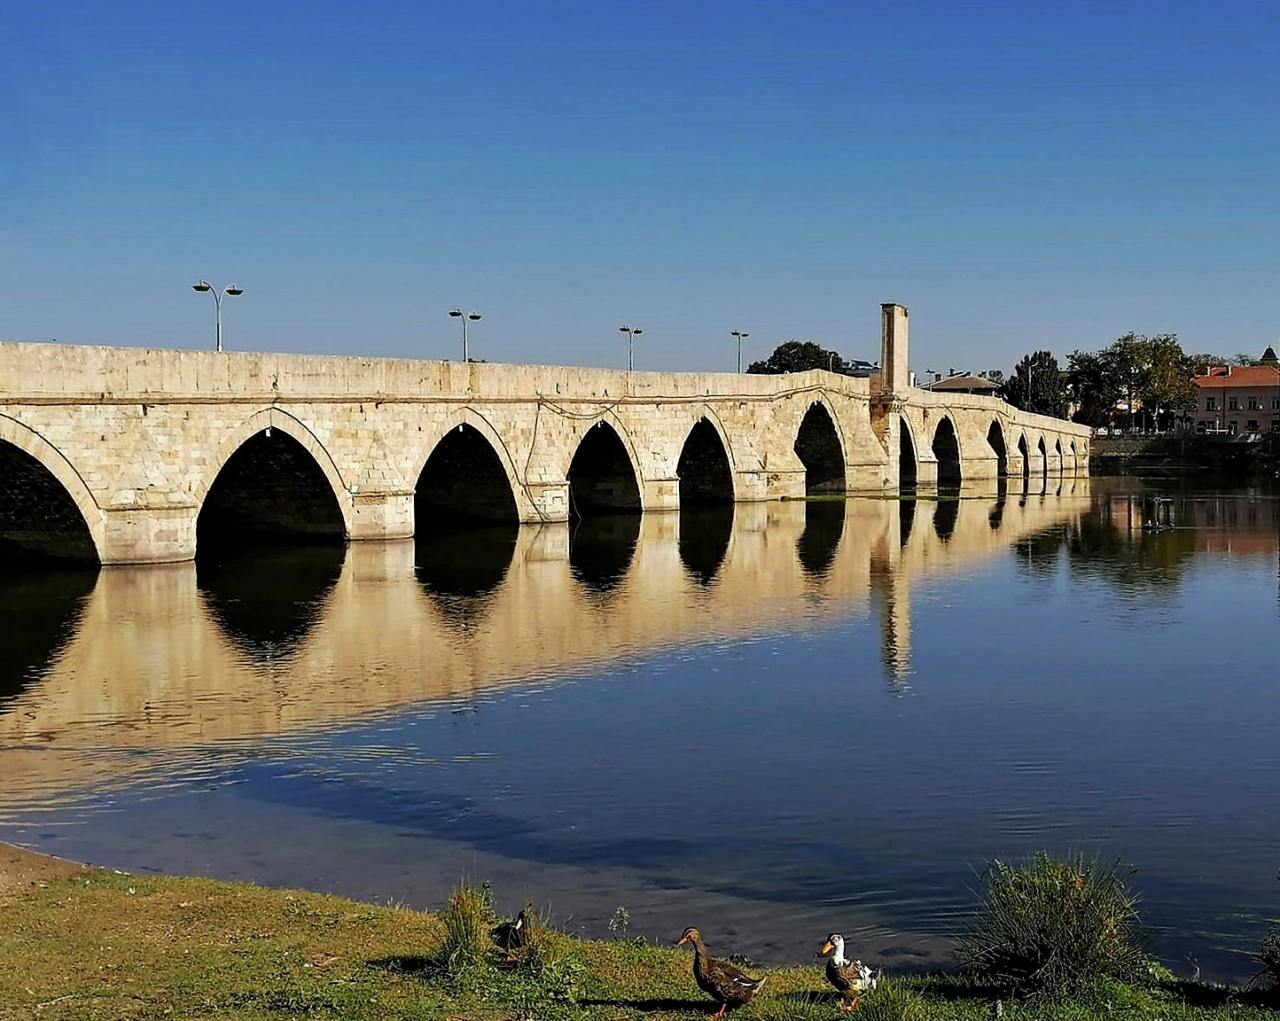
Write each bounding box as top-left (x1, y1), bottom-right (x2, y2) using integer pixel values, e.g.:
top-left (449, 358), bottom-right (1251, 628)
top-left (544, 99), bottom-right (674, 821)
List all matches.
top-left (0, 303), bottom-right (1091, 564)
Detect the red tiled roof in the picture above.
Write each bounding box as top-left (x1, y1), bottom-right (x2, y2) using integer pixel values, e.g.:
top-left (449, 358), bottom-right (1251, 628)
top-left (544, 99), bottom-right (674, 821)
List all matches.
top-left (1192, 365), bottom-right (1280, 389)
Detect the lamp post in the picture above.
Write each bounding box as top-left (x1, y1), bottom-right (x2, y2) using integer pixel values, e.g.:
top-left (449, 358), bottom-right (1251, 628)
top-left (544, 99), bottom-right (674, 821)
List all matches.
top-left (619, 325), bottom-right (643, 371)
top-left (191, 281), bottom-right (243, 353)
top-left (449, 309), bottom-right (481, 361)
top-left (731, 330), bottom-right (749, 373)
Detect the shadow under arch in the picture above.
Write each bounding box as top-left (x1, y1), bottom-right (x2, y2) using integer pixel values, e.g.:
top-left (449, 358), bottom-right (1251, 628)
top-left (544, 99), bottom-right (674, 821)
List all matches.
top-left (0, 562), bottom-right (99, 708)
top-left (0, 439), bottom-right (99, 564)
top-left (932, 416), bottom-right (962, 487)
top-left (797, 499), bottom-right (846, 578)
top-left (416, 423), bottom-right (519, 524)
top-left (1054, 438), bottom-right (1065, 477)
top-left (1018, 434), bottom-right (1031, 481)
top-left (197, 544), bottom-right (345, 665)
top-left (1037, 436), bottom-right (1049, 481)
top-left (794, 402), bottom-right (845, 494)
top-left (1070, 440), bottom-right (1079, 475)
top-left (899, 418), bottom-right (918, 493)
top-left (568, 421), bottom-right (642, 516)
top-left (987, 421), bottom-right (1008, 477)
top-left (197, 429), bottom-right (348, 550)
top-left (677, 418), bottom-right (734, 504)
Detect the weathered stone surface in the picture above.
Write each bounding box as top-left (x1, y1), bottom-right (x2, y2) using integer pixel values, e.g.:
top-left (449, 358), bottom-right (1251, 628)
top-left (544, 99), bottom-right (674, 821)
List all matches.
top-left (0, 338), bottom-right (1091, 564)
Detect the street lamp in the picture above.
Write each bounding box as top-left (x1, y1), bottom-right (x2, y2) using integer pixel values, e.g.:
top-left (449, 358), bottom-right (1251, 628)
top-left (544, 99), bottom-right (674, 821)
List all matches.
top-left (191, 280), bottom-right (243, 353)
top-left (619, 325), bottom-right (643, 371)
top-left (731, 331), bottom-right (749, 373)
top-left (449, 309), bottom-right (482, 362)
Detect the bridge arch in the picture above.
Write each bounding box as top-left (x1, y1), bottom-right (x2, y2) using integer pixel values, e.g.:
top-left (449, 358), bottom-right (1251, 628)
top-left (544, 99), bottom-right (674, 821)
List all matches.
top-left (1037, 436), bottom-right (1049, 481)
top-left (794, 401), bottom-right (846, 494)
top-left (0, 415), bottom-right (103, 562)
top-left (416, 421), bottom-right (520, 524)
top-left (1069, 440), bottom-right (1079, 475)
top-left (677, 417), bottom-right (735, 504)
top-left (932, 416), bottom-right (962, 486)
top-left (1017, 433), bottom-right (1030, 480)
top-left (899, 417), bottom-right (918, 490)
top-left (567, 419), bottom-right (643, 515)
top-left (1054, 438), bottom-right (1064, 477)
top-left (987, 420), bottom-right (1008, 476)
top-left (197, 411), bottom-right (350, 548)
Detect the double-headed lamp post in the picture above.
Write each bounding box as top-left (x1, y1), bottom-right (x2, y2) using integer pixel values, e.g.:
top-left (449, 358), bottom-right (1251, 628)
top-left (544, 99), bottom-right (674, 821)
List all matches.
top-left (449, 309), bottom-right (481, 361)
top-left (619, 325), bottom-right (642, 371)
top-left (731, 330), bottom-right (749, 373)
top-left (191, 280), bottom-right (243, 353)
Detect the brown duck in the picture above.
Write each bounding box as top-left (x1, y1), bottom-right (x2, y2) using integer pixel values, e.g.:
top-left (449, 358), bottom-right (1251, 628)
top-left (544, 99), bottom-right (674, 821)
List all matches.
top-left (675, 926), bottom-right (767, 1017)
top-left (820, 933), bottom-right (877, 1011)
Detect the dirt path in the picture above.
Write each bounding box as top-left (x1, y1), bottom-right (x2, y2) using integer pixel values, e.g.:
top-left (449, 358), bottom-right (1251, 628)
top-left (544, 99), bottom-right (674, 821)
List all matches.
top-left (0, 840), bottom-right (92, 903)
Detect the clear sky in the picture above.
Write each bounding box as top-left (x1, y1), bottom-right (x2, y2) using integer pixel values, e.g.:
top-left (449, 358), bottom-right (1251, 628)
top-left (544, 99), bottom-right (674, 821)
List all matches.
top-left (2, 1), bottom-right (1277, 375)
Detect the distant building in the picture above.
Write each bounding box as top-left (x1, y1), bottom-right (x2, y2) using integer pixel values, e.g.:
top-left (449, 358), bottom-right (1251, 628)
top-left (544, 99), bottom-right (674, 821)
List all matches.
top-left (1190, 362), bottom-right (1280, 435)
top-left (919, 372), bottom-right (1002, 396)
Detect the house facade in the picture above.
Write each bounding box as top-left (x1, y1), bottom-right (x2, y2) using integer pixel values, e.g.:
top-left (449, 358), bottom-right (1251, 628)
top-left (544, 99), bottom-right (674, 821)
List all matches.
top-left (1190, 357), bottom-right (1280, 435)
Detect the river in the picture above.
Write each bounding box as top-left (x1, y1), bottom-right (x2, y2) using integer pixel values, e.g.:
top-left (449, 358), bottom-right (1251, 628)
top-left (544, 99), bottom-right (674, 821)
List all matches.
top-left (1, 476), bottom-right (1277, 981)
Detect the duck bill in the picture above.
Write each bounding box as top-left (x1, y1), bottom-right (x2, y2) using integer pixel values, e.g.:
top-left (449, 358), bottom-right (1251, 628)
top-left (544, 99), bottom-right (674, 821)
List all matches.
top-left (675, 935), bottom-right (690, 947)
top-left (820, 941), bottom-right (835, 955)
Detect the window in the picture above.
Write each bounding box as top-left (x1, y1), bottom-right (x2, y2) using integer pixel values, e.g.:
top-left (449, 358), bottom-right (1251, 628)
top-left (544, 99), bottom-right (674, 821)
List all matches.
top-left (1247, 420), bottom-right (1259, 431)
top-left (1228, 421), bottom-right (1238, 434)
top-left (1228, 396), bottom-right (1240, 410)
top-left (1272, 397), bottom-right (1280, 410)
top-left (1205, 396), bottom-right (1217, 411)
top-left (1248, 397), bottom-right (1260, 410)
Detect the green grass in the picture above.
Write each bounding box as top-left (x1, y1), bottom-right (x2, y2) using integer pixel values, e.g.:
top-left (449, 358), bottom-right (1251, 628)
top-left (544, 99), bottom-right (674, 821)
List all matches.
top-left (3, 866), bottom-right (1280, 1020)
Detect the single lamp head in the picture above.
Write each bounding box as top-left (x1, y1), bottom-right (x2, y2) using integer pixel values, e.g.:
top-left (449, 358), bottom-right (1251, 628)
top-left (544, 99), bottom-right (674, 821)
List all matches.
top-left (225, 286), bottom-right (244, 296)
top-left (467, 312), bottom-right (481, 322)
top-left (449, 309), bottom-right (464, 318)
top-left (633, 328), bottom-right (643, 336)
top-left (192, 281), bottom-right (212, 292)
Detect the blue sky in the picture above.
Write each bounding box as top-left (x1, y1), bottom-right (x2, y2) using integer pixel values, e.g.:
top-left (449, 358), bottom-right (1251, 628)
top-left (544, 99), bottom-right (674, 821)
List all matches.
top-left (2, 2), bottom-right (1277, 374)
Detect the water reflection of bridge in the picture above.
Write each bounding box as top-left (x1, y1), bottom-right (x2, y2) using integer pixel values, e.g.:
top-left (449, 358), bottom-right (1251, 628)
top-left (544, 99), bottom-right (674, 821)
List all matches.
top-left (1, 482), bottom-right (1091, 803)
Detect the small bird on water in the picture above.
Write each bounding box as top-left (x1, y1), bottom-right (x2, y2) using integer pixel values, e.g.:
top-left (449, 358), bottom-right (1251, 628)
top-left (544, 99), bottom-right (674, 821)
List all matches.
top-left (675, 926), bottom-right (767, 1018)
top-left (820, 933), bottom-right (877, 1011)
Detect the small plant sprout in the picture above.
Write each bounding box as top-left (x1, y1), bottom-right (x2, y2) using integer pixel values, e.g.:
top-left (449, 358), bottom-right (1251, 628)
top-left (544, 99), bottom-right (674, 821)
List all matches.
top-left (609, 905), bottom-right (630, 940)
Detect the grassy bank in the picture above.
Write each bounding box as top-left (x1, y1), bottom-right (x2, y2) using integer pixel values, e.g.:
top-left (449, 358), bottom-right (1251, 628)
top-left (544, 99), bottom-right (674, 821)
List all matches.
top-left (3, 849), bottom-right (1279, 1021)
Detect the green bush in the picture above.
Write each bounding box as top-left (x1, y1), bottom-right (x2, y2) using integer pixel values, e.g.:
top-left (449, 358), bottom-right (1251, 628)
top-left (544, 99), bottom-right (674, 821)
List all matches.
top-left (439, 882), bottom-right (497, 978)
top-left (956, 852), bottom-right (1151, 996)
top-left (1254, 926), bottom-right (1280, 989)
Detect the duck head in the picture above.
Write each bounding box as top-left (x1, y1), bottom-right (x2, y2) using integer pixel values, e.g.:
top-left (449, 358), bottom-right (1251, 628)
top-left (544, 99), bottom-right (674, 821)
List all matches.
top-left (821, 933), bottom-right (847, 963)
top-left (675, 926), bottom-right (703, 948)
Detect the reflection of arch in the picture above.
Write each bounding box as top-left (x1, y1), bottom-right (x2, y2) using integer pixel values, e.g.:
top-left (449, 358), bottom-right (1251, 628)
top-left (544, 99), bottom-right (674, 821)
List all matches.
top-left (795, 402), bottom-right (846, 494)
top-left (0, 564), bottom-right (98, 706)
top-left (797, 500), bottom-right (845, 578)
top-left (986, 421), bottom-right (1007, 476)
top-left (899, 418), bottom-right (918, 490)
top-left (416, 423), bottom-right (519, 524)
top-left (0, 416), bottom-right (103, 562)
top-left (1018, 434), bottom-right (1030, 480)
top-left (679, 504), bottom-right (733, 586)
top-left (1037, 436), bottom-right (1048, 481)
top-left (570, 514), bottom-right (640, 593)
top-left (416, 521), bottom-right (518, 630)
top-left (677, 418), bottom-right (735, 504)
top-left (899, 497), bottom-right (916, 546)
top-left (197, 427), bottom-right (348, 548)
top-left (932, 417), bottom-right (962, 486)
top-left (933, 496), bottom-right (959, 542)
top-left (568, 421), bottom-right (642, 515)
top-left (197, 545), bottom-right (345, 663)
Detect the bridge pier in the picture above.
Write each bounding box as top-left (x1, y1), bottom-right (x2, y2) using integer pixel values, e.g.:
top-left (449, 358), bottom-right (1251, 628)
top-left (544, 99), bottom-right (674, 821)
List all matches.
top-left (100, 505), bottom-right (199, 565)
top-left (350, 490), bottom-right (415, 542)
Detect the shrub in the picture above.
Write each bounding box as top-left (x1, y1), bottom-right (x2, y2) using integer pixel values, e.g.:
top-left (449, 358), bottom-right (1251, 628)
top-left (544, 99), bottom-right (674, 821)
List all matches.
top-left (956, 851), bottom-right (1151, 996)
top-left (439, 882), bottom-right (497, 977)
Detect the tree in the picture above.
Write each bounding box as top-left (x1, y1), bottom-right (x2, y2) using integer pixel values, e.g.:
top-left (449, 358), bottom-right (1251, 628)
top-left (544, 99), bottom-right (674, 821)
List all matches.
top-left (1137, 334), bottom-right (1196, 429)
top-left (1000, 350), bottom-right (1068, 418)
top-left (1067, 349), bottom-right (1122, 427)
top-left (747, 340), bottom-right (848, 374)
top-left (981, 369), bottom-right (1005, 386)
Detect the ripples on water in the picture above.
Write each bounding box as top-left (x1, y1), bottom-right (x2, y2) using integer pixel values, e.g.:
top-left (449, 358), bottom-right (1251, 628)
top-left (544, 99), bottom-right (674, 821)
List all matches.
top-left (2, 478), bottom-right (1279, 981)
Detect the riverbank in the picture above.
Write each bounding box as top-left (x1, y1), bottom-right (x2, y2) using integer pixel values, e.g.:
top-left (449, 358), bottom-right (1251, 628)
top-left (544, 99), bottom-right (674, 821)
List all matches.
top-left (2, 843), bottom-right (1276, 1021)
top-left (1090, 434), bottom-right (1280, 475)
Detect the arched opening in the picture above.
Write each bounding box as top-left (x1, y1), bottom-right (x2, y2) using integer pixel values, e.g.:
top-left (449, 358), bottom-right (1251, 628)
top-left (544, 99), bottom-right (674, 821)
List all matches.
top-left (933, 495), bottom-right (959, 542)
top-left (677, 419), bottom-right (734, 504)
top-left (416, 424), bottom-right (519, 524)
top-left (197, 545), bottom-right (345, 664)
top-left (797, 500), bottom-right (845, 578)
top-left (1018, 434), bottom-right (1030, 480)
top-left (1070, 441), bottom-right (1079, 475)
top-left (987, 421), bottom-right (1008, 477)
top-left (567, 422), bottom-right (642, 516)
top-left (0, 441), bottom-right (98, 563)
top-left (794, 403), bottom-right (845, 495)
top-left (899, 419), bottom-right (918, 492)
top-left (679, 505), bottom-right (734, 586)
top-left (1054, 439), bottom-right (1064, 477)
top-left (1037, 437), bottom-right (1049, 481)
top-left (417, 522), bottom-right (518, 631)
top-left (0, 564), bottom-right (98, 708)
top-left (197, 430), bottom-right (346, 550)
top-left (570, 514), bottom-right (640, 593)
top-left (932, 417), bottom-right (962, 487)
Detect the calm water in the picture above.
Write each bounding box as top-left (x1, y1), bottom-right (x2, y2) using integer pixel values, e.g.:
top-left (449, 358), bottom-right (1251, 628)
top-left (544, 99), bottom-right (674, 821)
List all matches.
top-left (2, 478), bottom-right (1278, 981)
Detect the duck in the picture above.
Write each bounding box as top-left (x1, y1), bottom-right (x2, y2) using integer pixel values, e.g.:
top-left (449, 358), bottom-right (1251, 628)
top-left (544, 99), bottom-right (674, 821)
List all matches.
top-left (675, 926), bottom-right (767, 1017)
top-left (490, 906), bottom-right (531, 961)
top-left (820, 933), bottom-right (876, 1011)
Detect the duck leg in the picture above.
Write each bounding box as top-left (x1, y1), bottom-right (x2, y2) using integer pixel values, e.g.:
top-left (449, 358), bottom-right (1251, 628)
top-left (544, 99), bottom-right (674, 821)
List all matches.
top-left (842, 994), bottom-right (859, 1011)
top-left (710, 1004), bottom-right (728, 1019)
